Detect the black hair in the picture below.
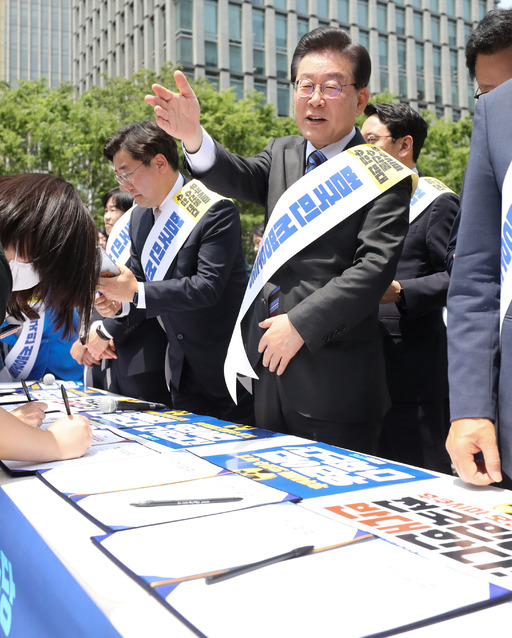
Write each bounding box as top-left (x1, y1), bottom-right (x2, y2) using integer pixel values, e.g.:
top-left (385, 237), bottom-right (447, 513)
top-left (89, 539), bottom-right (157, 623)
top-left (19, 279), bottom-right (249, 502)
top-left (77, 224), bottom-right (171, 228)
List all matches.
top-left (0, 174), bottom-right (99, 337)
top-left (465, 9), bottom-right (512, 80)
top-left (291, 26), bottom-right (371, 88)
top-left (252, 222), bottom-right (264, 237)
top-left (364, 102), bottom-right (428, 163)
top-left (101, 187), bottom-right (133, 212)
top-left (103, 120), bottom-right (179, 170)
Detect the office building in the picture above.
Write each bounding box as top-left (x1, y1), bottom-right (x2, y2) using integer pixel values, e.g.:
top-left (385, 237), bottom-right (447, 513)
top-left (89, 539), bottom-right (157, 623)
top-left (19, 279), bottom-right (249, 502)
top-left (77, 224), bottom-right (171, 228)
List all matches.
top-left (2, 1), bottom-right (499, 119)
top-left (0, 0), bottom-right (71, 87)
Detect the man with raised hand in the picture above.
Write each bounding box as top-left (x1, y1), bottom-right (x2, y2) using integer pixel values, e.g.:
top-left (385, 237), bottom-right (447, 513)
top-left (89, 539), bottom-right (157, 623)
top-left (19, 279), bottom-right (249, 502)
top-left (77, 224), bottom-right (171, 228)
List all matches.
top-left (146, 27), bottom-right (414, 454)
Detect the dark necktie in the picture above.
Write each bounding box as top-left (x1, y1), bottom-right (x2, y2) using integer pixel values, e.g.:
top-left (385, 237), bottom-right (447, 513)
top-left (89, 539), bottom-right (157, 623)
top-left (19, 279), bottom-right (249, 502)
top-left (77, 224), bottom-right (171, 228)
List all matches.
top-left (305, 149), bottom-right (327, 173)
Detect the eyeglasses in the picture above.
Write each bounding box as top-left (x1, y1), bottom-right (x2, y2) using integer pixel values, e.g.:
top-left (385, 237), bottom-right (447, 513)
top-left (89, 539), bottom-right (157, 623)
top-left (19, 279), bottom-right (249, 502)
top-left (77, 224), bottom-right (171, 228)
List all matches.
top-left (364, 135), bottom-right (393, 144)
top-left (292, 79), bottom-right (356, 99)
top-left (113, 162), bottom-right (144, 186)
top-left (473, 86), bottom-right (489, 100)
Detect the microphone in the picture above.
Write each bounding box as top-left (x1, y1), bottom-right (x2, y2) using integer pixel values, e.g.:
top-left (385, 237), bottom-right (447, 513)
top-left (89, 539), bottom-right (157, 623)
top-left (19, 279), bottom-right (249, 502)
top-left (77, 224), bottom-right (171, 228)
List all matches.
top-left (98, 396), bottom-right (168, 413)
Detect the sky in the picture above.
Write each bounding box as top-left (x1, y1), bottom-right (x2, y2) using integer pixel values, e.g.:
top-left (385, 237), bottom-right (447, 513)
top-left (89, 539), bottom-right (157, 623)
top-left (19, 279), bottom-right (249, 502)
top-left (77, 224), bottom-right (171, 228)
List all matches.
top-left (499, 0), bottom-right (512, 7)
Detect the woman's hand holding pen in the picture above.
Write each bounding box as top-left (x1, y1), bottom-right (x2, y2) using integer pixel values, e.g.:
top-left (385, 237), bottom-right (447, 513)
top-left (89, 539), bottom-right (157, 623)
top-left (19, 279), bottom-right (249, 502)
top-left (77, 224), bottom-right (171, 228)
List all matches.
top-left (10, 402), bottom-right (47, 428)
top-left (46, 415), bottom-right (92, 460)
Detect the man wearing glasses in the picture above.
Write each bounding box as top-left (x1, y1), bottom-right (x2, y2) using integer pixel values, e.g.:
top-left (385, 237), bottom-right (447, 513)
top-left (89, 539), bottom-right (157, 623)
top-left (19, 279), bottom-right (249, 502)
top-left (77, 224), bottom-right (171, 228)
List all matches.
top-left (94, 120), bottom-right (254, 424)
top-left (361, 103), bottom-right (458, 473)
top-left (445, 9), bottom-right (512, 488)
top-left (146, 27), bottom-right (414, 453)
top-left (446, 8), bottom-right (512, 272)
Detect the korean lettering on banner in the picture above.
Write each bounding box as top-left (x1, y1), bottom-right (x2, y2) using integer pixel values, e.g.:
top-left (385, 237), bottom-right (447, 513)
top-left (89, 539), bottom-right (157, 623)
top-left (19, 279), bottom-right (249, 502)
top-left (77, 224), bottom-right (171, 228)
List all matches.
top-left (0, 551), bottom-right (15, 636)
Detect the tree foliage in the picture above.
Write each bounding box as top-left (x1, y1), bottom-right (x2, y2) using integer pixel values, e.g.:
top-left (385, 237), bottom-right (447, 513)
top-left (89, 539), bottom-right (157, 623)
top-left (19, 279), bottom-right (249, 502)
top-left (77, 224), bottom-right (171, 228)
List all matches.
top-left (0, 72), bottom-right (470, 261)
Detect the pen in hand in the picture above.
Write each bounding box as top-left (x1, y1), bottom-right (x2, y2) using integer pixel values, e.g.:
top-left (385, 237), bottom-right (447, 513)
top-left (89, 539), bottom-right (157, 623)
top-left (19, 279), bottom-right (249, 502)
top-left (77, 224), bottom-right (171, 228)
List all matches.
top-left (21, 379), bottom-right (33, 402)
top-left (60, 384), bottom-right (72, 416)
top-left (205, 545), bottom-right (314, 585)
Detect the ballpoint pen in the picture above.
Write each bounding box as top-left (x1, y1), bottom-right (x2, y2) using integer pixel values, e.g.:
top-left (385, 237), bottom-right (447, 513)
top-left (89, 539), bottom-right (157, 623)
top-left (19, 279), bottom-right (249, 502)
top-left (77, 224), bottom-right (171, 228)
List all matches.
top-left (21, 379), bottom-right (33, 402)
top-left (205, 545), bottom-right (314, 585)
top-left (130, 497), bottom-right (244, 507)
top-left (60, 384), bottom-right (72, 416)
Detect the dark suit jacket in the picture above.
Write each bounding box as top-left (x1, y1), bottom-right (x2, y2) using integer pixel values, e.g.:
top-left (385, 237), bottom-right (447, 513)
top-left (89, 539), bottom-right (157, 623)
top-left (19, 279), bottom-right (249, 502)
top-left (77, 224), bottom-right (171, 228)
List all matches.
top-left (104, 183), bottom-right (248, 402)
top-left (447, 78), bottom-right (512, 479)
top-left (95, 308), bottom-right (169, 402)
top-left (380, 190), bottom-right (459, 402)
top-left (187, 131), bottom-right (413, 421)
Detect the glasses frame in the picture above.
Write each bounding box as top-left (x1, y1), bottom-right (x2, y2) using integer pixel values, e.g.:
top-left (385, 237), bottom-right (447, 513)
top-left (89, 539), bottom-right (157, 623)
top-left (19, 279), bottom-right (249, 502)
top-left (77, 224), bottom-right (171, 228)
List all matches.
top-left (364, 135), bottom-right (394, 144)
top-left (292, 79), bottom-right (357, 99)
top-left (113, 162), bottom-right (144, 186)
top-left (473, 86), bottom-right (489, 100)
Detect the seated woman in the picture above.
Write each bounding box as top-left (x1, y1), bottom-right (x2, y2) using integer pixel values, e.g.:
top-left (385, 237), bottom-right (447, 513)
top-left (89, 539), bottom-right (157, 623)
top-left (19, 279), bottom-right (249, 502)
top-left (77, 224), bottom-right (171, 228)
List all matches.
top-left (0, 306), bottom-right (83, 382)
top-left (0, 173), bottom-right (99, 462)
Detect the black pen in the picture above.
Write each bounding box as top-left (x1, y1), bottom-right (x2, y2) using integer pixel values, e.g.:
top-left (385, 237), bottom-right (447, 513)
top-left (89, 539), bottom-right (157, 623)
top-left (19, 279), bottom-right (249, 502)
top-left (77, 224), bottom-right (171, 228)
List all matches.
top-left (205, 545), bottom-right (314, 585)
top-left (21, 379), bottom-right (33, 402)
top-left (60, 384), bottom-right (72, 416)
top-left (130, 497), bottom-right (244, 507)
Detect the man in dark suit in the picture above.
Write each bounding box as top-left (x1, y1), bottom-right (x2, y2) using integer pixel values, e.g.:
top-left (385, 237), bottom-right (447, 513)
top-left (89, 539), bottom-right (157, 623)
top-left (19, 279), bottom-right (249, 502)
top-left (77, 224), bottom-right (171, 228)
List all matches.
top-left (95, 121), bottom-right (253, 424)
top-left (446, 8), bottom-right (512, 273)
top-left (146, 27), bottom-right (414, 454)
top-left (361, 103), bottom-right (458, 473)
top-left (446, 78), bottom-right (512, 488)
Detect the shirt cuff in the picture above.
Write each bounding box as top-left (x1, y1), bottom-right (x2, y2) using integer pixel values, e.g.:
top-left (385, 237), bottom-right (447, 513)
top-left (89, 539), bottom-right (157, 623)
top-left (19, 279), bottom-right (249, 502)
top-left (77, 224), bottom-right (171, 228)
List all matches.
top-left (135, 282), bottom-right (146, 309)
top-left (183, 127), bottom-right (216, 174)
top-left (118, 302), bottom-right (130, 317)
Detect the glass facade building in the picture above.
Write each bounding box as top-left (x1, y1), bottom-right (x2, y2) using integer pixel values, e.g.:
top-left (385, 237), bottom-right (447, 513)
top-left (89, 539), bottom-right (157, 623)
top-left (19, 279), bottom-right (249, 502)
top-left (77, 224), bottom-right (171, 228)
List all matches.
top-left (0, 0), bottom-right (71, 87)
top-left (1, 1), bottom-right (498, 118)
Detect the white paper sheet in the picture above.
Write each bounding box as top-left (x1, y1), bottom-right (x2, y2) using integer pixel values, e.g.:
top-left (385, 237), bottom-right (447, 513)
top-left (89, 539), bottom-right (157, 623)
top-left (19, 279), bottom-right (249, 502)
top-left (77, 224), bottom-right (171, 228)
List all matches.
top-left (38, 449), bottom-right (226, 497)
top-left (74, 472), bottom-right (296, 530)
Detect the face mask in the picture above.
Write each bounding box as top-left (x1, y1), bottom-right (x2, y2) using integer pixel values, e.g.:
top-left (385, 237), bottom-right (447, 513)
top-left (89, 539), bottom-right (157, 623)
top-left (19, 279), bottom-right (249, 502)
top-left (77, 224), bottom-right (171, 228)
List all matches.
top-left (9, 248), bottom-right (40, 291)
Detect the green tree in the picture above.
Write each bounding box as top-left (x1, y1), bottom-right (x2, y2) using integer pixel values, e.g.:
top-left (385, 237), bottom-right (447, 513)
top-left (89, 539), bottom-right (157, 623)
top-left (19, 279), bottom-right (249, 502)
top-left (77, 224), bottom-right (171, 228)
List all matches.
top-left (0, 76), bottom-right (471, 259)
top-left (417, 113), bottom-right (472, 195)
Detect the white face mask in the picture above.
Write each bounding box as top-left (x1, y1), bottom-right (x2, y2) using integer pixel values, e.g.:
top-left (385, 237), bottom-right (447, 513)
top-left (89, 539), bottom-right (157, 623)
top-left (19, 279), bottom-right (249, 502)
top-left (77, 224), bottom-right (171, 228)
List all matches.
top-left (9, 248), bottom-right (40, 292)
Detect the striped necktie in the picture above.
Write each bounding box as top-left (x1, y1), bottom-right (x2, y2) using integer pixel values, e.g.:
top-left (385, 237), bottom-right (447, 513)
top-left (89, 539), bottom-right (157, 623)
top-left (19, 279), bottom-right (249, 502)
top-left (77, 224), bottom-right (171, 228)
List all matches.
top-left (305, 149), bottom-right (327, 173)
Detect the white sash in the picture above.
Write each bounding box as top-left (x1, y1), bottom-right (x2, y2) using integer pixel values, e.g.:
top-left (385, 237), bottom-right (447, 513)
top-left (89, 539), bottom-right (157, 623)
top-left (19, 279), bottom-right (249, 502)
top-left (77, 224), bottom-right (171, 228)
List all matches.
top-left (107, 205), bottom-right (134, 266)
top-left (141, 180), bottom-right (224, 282)
top-left (500, 161), bottom-right (512, 332)
top-left (224, 144), bottom-right (417, 402)
top-left (5, 305), bottom-right (45, 380)
top-left (409, 176), bottom-right (455, 224)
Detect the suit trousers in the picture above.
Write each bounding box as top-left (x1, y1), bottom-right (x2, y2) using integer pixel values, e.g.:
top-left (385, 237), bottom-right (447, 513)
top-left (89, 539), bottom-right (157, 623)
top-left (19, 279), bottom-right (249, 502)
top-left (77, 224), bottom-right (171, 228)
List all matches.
top-left (171, 358), bottom-right (255, 425)
top-left (378, 399), bottom-right (452, 474)
top-left (253, 362), bottom-right (382, 455)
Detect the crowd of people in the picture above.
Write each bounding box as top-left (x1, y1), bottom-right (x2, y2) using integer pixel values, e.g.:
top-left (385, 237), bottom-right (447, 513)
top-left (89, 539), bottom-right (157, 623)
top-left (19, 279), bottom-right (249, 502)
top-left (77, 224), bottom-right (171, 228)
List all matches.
top-left (1, 9), bottom-right (512, 491)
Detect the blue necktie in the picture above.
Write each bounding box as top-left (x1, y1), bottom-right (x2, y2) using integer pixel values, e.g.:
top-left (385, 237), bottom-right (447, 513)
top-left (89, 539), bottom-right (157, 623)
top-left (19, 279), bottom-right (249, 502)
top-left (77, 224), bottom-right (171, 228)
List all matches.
top-left (305, 149), bottom-right (327, 173)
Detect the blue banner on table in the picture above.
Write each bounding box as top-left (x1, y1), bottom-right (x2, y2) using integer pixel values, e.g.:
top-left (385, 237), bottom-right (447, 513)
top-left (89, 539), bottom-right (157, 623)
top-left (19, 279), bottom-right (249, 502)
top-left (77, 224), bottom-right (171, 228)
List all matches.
top-left (102, 412), bottom-right (280, 449)
top-left (0, 489), bottom-right (121, 638)
top-left (202, 442), bottom-right (435, 499)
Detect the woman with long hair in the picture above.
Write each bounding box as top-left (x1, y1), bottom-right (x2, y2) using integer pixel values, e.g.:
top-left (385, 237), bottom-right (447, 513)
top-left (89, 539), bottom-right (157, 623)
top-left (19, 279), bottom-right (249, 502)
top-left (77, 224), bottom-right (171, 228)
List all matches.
top-left (0, 173), bottom-right (99, 462)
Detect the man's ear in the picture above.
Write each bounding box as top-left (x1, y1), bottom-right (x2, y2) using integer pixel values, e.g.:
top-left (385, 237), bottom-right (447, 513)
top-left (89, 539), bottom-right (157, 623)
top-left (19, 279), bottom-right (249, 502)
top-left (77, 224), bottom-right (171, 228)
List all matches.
top-left (356, 87), bottom-right (370, 115)
top-left (153, 153), bottom-right (168, 173)
top-left (398, 135), bottom-right (414, 161)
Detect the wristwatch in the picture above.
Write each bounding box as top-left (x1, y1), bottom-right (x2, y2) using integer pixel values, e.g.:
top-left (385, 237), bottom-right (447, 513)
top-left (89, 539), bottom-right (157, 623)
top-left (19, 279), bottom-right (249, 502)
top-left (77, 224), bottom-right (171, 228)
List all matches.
top-left (132, 290), bottom-right (139, 306)
top-left (95, 324), bottom-right (111, 341)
